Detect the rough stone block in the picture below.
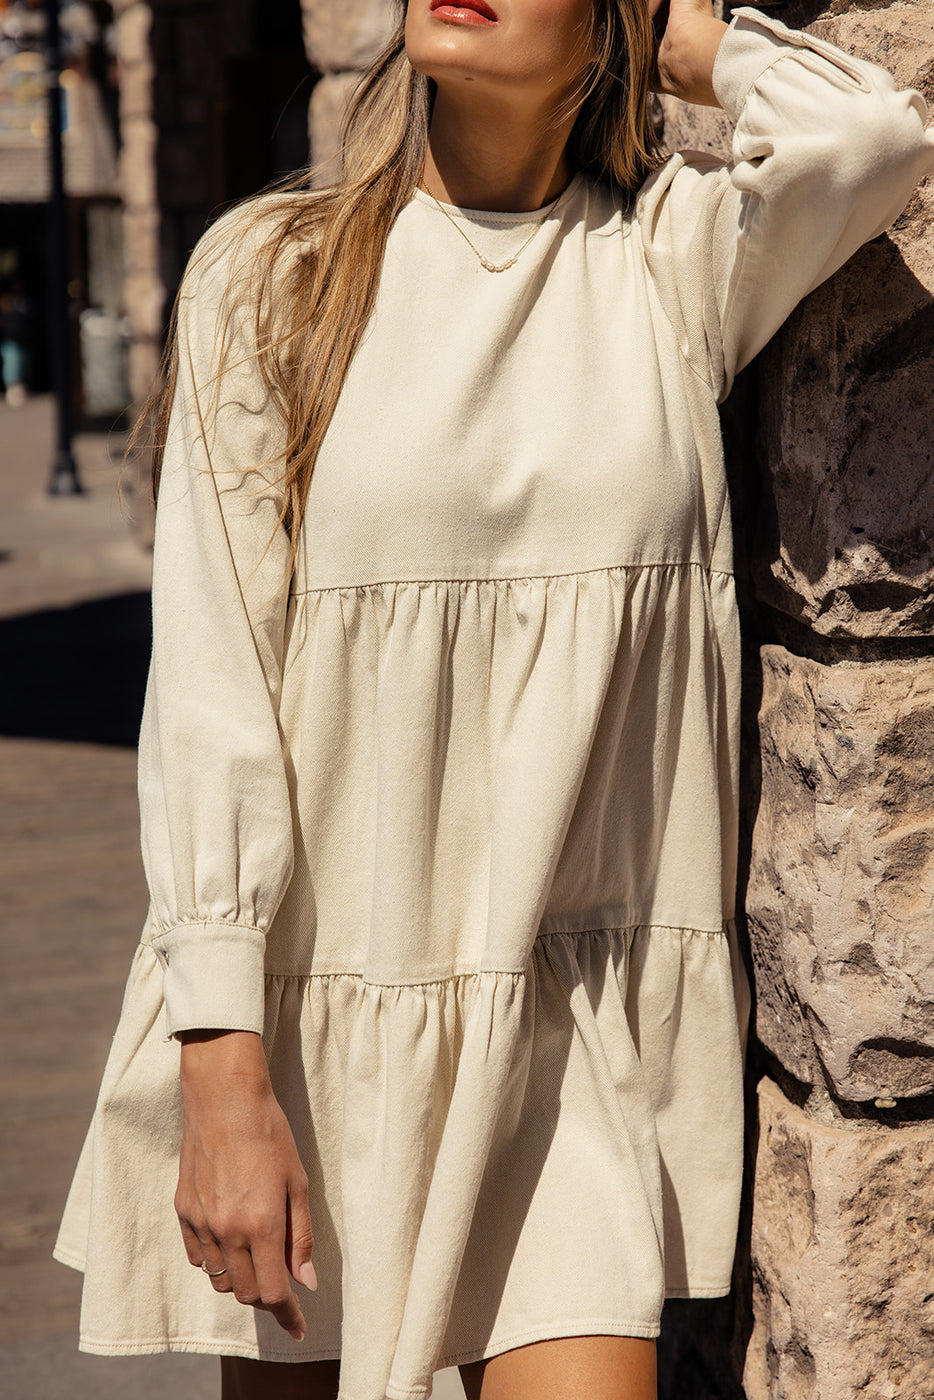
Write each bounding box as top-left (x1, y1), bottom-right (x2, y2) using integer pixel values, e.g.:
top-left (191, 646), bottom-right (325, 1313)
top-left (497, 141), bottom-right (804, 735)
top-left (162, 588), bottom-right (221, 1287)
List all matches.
top-left (308, 72), bottom-right (364, 183)
top-left (754, 253), bottom-right (934, 636)
top-left (744, 1077), bottom-right (934, 1400)
top-left (659, 93), bottom-right (733, 161)
top-left (752, 5), bottom-right (934, 637)
top-left (747, 645), bottom-right (934, 1101)
top-left (301, 0), bottom-right (395, 74)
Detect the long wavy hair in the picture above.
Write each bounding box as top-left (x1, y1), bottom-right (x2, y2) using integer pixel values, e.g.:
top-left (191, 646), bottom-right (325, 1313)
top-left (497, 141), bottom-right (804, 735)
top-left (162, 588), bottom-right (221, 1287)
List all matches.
top-left (147, 0), bottom-right (663, 551)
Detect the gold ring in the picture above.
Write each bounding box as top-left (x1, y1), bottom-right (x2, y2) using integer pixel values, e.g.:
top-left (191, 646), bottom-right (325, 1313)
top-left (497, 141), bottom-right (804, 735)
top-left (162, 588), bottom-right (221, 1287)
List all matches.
top-left (201, 1261), bottom-right (228, 1277)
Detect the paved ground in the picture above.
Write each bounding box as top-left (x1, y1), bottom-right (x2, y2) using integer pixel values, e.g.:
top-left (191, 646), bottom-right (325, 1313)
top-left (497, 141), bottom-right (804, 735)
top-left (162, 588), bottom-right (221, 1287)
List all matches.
top-left (0, 396), bottom-right (464, 1400)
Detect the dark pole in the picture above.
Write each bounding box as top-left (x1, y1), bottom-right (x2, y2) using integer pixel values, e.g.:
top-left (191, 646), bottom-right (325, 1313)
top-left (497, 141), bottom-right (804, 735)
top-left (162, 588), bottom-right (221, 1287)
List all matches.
top-left (45, 0), bottom-right (82, 496)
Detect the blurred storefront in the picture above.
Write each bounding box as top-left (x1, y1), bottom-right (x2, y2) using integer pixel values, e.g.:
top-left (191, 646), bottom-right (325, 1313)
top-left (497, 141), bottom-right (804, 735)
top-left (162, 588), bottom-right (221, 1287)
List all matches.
top-left (0, 0), bottom-right (122, 408)
top-left (114, 0), bottom-right (312, 423)
top-left (0, 0), bottom-right (312, 424)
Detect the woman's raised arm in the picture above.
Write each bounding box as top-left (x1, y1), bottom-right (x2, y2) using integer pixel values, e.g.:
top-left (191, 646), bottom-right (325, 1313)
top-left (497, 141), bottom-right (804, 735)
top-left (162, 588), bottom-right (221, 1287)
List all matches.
top-left (652, 0), bottom-right (728, 108)
top-left (638, 4), bottom-right (934, 399)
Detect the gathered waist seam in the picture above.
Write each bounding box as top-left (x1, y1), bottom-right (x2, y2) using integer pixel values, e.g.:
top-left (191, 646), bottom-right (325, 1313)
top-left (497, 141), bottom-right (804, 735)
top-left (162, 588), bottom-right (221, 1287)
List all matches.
top-left (536, 919), bottom-right (732, 939)
top-left (289, 558), bottom-right (730, 598)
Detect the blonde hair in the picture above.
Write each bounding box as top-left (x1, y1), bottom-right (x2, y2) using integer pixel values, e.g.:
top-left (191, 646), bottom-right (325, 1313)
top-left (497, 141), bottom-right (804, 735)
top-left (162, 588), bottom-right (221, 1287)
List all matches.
top-left (147, 0), bottom-right (662, 548)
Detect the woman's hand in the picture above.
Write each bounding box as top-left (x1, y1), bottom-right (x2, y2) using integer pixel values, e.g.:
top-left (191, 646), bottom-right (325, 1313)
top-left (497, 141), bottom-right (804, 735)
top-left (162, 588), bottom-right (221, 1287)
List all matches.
top-left (175, 1029), bottom-right (317, 1343)
top-left (649, 0), bottom-right (728, 107)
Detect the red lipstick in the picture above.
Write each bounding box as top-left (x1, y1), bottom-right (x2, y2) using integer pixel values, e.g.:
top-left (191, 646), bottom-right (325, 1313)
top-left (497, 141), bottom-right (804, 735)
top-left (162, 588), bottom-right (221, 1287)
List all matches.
top-left (429, 0), bottom-right (499, 26)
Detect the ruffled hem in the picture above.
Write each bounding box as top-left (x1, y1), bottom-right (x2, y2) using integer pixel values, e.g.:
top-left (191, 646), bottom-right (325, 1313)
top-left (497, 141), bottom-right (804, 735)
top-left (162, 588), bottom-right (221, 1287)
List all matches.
top-left (56, 923), bottom-right (747, 1400)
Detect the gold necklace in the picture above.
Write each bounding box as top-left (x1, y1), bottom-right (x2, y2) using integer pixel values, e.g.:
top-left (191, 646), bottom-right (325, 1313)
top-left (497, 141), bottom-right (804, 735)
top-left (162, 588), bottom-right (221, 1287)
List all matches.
top-left (420, 185), bottom-right (552, 273)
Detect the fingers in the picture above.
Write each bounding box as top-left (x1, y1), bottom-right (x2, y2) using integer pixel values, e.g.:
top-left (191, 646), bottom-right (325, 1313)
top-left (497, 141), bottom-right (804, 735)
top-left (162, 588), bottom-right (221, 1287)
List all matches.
top-left (174, 1080), bottom-right (314, 1343)
top-left (250, 1234), bottom-right (307, 1343)
top-left (178, 1201), bottom-right (307, 1341)
top-left (200, 1247), bottom-right (236, 1292)
top-left (179, 1216), bottom-right (235, 1293)
top-left (286, 1172), bottom-right (318, 1292)
top-left (179, 1215), bottom-right (203, 1268)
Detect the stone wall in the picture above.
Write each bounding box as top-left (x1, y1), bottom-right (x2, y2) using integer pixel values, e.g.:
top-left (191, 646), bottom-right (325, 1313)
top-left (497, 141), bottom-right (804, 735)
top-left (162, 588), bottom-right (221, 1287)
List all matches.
top-left (662, 2), bottom-right (934, 1395)
top-left (741, 3), bottom-right (934, 1393)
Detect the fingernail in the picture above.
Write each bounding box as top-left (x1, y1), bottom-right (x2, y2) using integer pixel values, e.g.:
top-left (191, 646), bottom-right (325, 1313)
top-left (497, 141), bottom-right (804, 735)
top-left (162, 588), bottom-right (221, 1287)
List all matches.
top-left (290, 1327), bottom-right (305, 1343)
top-left (298, 1262), bottom-right (318, 1291)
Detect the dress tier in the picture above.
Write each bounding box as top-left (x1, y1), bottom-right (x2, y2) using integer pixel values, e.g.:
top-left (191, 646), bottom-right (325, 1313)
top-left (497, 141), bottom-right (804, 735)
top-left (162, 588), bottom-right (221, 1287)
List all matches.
top-left (55, 12), bottom-right (934, 1400)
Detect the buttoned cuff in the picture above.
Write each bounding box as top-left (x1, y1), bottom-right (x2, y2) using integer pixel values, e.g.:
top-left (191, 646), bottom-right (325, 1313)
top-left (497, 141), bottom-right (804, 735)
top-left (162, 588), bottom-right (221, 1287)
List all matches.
top-left (151, 922), bottom-right (266, 1038)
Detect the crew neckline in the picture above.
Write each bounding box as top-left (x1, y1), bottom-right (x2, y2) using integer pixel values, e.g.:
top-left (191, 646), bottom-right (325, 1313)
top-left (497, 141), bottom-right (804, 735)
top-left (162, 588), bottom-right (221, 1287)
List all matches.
top-left (412, 171), bottom-right (584, 225)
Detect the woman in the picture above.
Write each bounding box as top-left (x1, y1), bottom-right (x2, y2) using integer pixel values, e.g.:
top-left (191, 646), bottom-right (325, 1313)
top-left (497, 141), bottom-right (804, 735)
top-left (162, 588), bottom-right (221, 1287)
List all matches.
top-left (55, 2), bottom-right (932, 1398)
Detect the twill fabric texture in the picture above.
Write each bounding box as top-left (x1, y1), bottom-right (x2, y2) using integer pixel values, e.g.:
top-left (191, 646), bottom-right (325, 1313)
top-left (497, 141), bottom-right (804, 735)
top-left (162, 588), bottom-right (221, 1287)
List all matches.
top-left (55, 12), bottom-right (934, 1400)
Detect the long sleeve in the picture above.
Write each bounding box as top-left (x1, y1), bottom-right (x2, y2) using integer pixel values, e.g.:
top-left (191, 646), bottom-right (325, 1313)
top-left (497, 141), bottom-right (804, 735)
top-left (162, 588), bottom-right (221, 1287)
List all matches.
top-left (138, 208), bottom-right (295, 1038)
top-left (638, 6), bottom-right (934, 400)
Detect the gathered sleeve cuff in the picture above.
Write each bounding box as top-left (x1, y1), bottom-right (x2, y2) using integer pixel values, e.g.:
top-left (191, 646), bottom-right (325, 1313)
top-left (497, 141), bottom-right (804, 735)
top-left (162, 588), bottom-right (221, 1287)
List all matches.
top-left (638, 6), bottom-right (934, 399)
top-left (138, 200), bottom-right (296, 1038)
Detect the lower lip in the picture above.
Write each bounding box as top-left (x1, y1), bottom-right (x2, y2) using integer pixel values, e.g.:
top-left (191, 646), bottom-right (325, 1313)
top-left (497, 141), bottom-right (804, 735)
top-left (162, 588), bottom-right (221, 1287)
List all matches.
top-left (430, 5), bottom-right (497, 26)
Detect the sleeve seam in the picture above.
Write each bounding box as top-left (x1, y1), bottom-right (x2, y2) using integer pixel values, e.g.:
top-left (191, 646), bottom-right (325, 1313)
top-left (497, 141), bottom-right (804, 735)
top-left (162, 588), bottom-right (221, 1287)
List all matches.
top-left (705, 487), bottom-right (733, 577)
top-left (723, 12), bottom-right (873, 109)
top-left (634, 170), bottom-right (730, 399)
top-left (666, 172), bottom-right (736, 400)
top-left (735, 49), bottom-right (798, 110)
top-left (738, 47), bottom-right (872, 112)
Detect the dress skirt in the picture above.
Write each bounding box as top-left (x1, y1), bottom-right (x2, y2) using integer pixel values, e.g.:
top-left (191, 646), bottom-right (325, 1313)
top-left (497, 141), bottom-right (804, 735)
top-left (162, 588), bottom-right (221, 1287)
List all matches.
top-left (56, 920), bottom-right (749, 1400)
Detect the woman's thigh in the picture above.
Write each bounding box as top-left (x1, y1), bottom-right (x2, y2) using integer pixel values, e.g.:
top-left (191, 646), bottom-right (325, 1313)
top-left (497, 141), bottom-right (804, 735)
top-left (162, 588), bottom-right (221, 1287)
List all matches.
top-left (220, 1355), bottom-right (340, 1400)
top-left (458, 1334), bottom-right (657, 1400)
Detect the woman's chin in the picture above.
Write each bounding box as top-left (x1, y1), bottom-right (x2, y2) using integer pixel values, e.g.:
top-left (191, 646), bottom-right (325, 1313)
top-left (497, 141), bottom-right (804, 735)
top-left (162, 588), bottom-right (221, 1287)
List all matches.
top-left (407, 44), bottom-right (503, 87)
top-left (406, 7), bottom-right (506, 81)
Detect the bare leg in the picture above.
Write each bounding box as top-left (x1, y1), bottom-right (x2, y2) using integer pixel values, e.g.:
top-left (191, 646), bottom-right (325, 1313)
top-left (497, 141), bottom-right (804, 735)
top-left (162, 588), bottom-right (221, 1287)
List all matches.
top-left (458, 1335), bottom-right (657, 1400)
top-left (220, 1356), bottom-right (341, 1400)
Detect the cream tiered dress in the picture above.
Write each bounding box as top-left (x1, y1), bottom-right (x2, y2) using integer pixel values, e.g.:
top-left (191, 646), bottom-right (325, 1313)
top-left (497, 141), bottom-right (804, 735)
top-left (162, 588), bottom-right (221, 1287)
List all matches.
top-left (55, 11), bottom-right (934, 1400)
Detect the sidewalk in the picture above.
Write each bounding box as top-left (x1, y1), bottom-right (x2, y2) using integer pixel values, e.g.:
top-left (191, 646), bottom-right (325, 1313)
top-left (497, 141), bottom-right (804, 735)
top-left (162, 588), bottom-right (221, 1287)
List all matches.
top-left (0, 397), bottom-right (463, 1400)
top-left (0, 394), bottom-right (215, 1398)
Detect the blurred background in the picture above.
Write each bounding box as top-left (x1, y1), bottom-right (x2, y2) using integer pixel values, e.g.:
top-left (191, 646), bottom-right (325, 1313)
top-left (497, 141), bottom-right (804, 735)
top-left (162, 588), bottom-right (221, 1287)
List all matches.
top-left (0, 0), bottom-right (313, 456)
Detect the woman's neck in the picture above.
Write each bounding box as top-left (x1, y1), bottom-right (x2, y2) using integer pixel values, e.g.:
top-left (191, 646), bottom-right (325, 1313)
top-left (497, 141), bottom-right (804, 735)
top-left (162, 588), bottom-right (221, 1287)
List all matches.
top-left (421, 87), bottom-right (577, 213)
